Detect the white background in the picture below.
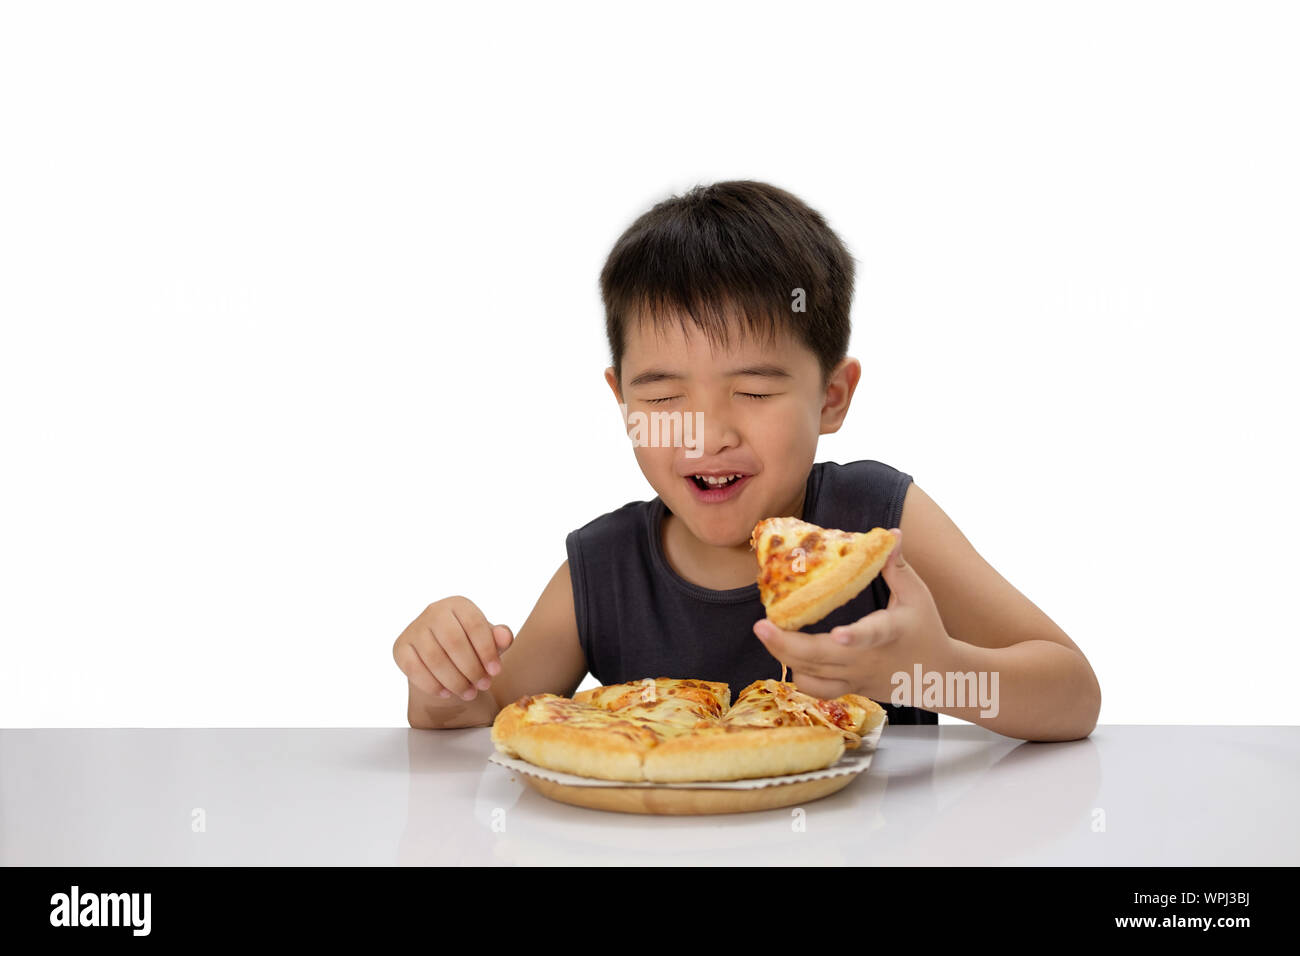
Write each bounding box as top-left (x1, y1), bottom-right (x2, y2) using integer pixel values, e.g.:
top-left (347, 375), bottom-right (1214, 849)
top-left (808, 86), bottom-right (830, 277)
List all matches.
top-left (2, 1), bottom-right (1295, 728)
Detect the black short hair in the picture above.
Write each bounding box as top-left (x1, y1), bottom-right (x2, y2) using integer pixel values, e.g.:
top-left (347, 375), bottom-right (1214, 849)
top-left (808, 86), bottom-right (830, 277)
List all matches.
top-left (599, 180), bottom-right (855, 392)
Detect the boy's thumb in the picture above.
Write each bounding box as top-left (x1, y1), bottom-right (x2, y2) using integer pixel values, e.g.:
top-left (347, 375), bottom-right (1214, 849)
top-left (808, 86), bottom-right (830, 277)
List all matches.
top-left (888, 531), bottom-right (907, 570)
top-left (880, 529), bottom-right (917, 599)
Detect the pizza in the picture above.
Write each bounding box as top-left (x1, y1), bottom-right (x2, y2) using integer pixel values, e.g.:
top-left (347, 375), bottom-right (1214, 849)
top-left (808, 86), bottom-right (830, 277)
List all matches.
top-left (750, 517), bottom-right (896, 632)
top-left (722, 679), bottom-right (885, 748)
top-left (491, 676), bottom-right (886, 783)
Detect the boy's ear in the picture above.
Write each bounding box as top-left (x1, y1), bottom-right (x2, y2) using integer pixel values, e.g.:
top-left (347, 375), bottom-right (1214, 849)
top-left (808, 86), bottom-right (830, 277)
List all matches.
top-left (604, 366), bottom-right (623, 404)
top-left (819, 357), bottom-right (862, 435)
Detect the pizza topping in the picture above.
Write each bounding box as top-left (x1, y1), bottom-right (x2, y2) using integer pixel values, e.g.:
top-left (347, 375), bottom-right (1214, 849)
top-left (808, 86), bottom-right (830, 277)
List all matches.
top-left (816, 699), bottom-right (851, 727)
top-left (751, 517), bottom-right (897, 630)
top-left (712, 680), bottom-right (869, 747)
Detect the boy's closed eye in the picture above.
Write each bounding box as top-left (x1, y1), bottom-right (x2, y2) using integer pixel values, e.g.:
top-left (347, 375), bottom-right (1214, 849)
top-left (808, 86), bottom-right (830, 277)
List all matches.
top-left (642, 392), bottom-right (776, 405)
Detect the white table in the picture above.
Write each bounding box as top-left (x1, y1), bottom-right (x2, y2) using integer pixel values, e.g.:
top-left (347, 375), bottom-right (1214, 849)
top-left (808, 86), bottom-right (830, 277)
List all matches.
top-left (2, 725), bottom-right (1295, 865)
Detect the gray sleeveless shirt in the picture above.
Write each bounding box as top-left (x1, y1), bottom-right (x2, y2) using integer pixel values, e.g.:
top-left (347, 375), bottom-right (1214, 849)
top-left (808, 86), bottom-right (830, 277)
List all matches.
top-left (564, 458), bottom-right (937, 725)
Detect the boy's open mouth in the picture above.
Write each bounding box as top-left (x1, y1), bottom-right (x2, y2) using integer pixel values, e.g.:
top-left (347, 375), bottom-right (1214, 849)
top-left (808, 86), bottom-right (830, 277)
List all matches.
top-left (684, 472), bottom-right (753, 502)
top-left (689, 473), bottom-right (745, 491)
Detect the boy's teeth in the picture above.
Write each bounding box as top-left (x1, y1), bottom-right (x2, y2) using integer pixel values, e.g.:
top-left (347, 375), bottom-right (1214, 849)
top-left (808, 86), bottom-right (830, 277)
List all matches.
top-left (697, 474), bottom-right (741, 486)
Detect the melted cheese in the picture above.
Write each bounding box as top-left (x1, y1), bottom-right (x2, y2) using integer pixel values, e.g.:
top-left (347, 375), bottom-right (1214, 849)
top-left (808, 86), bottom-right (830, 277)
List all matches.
top-left (511, 677), bottom-right (867, 754)
top-left (751, 516), bottom-right (875, 607)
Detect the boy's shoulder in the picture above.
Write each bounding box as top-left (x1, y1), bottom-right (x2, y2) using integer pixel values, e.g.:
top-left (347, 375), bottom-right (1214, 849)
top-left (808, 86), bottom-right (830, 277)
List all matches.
top-left (814, 458), bottom-right (914, 530)
top-left (566, 497), bottom-right (653, 547)
top-left (816, 458), bottom-right (912, 488)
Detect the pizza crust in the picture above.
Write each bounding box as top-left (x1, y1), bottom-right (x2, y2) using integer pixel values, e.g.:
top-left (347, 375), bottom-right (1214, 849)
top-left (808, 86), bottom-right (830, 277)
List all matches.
top-left (503, 722), bottom-right (654, 782)
top-left (642, 725), bottom-right (845, 782)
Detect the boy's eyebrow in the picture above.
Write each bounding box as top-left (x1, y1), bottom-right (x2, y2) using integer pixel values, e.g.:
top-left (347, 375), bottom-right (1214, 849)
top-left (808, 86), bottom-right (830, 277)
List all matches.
top-left (627, 364), bottom-right (794, 387)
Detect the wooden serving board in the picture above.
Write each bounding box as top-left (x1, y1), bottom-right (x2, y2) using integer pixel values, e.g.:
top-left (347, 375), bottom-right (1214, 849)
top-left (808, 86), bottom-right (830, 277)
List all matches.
top-left (516, 769), bottom-right (861, 815)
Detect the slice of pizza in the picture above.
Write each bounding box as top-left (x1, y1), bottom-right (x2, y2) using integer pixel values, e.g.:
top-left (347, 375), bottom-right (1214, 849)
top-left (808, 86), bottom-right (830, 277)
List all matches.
top-left (750, 517), bottom-right (897, 631)
top-left (491, 692), bottom-right (697, 781)
top-left (721, 679), bottom-right (887, 748)
top-left (573, 677), bottom-right (730, 725)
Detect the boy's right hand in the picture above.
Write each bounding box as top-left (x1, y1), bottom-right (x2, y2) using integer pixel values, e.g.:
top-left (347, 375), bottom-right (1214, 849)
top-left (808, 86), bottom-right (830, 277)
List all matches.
top-left (393, 596), bottom-right (514, 703)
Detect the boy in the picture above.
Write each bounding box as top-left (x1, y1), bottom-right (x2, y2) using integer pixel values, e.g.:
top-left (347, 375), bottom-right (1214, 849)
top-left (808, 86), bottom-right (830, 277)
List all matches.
top-left (393, 180), bottom-right (1101, 742)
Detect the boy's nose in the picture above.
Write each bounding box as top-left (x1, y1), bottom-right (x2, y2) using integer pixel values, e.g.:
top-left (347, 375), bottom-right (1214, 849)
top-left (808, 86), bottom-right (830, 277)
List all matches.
top-left (692, 412), bottom-right (742, 457)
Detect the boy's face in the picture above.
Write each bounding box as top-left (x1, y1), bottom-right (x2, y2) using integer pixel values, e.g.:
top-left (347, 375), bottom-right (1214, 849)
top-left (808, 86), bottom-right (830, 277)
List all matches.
top-left (606, 310), bottom-right (860, 549)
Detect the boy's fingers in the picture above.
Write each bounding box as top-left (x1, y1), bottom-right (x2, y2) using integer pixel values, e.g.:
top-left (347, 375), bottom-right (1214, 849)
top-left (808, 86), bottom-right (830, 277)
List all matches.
top-left (411, 634), bottom-right (470, 697)
top-left (422, 613), bottom-right (479, 696)
top-left (493, 624), bottom-right (514, 655)
top-left (828, 617), bottom-right (869, 645)
top-left (757, 617), bottom-right (867, 673)
top-left (445, 605), bottom-right (495, 690)
top-left (755, 619), bottom-right (836, 671)
top-left (830, 610), bottom-right (893, 648)
top-left (395, 642), bottom-right (442, 697)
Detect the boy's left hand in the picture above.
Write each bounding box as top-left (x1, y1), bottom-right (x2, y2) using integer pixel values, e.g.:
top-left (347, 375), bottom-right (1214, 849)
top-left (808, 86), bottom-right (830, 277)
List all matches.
top-left (752, 529), bottom-right (956, 702)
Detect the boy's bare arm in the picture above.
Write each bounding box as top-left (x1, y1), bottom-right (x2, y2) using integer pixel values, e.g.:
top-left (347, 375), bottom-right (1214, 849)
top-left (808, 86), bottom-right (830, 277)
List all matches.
top-left (398, 560), bottom-right (588, 729)
top-left (897, 483), bottom-right (1102, 741)
top-left (755, 482), bottom-right (1098, 740)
